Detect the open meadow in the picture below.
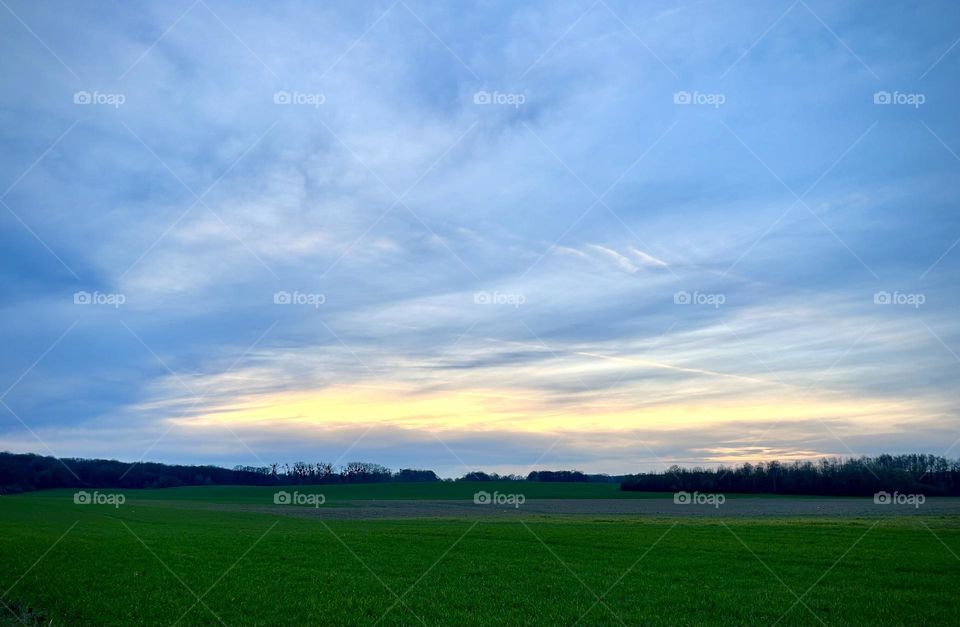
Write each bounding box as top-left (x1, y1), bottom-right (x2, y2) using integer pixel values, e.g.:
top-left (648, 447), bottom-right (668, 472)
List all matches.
top-left (2, 483), bottom-right (959, 626)
top-left (4, 1), bottom-right (960, 625)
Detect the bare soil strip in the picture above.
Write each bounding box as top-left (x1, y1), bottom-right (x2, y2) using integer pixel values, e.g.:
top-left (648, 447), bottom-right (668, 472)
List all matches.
top-left (216, 497), bottom-right (960, 520)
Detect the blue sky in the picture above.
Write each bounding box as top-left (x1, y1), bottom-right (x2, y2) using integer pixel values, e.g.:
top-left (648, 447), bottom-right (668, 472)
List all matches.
top-left (1, 0), bottom-right (959, 476)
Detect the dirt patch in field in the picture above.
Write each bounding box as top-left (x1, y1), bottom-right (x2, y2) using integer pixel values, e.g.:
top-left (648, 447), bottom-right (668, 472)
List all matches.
top-left (221, 497), bottom-right (960, 520)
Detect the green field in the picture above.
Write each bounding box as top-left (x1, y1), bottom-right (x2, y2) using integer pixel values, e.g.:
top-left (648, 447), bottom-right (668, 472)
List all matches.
top-left (1, 484), bottom-right (958, 625)
top-left (17, 481), bottom-right (640, 503)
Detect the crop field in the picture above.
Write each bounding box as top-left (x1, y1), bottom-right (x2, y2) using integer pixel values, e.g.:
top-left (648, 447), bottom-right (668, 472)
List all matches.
top-left (1, 484), bottom-right (959, 626)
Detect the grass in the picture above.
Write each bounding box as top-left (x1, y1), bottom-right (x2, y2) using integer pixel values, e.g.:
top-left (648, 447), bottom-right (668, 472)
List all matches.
top-left (1, 485), bottom-right (958, 625)
top-left (13, 481), bottom-right (668, 504)
top-left (14, 482), bottom-right (844, 504)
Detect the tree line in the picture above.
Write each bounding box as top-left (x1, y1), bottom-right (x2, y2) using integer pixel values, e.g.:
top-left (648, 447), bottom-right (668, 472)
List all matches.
top-left (3, 451), bottom-right (959, 495)
top-left (0, 453), bottom-right (634, 493)
top-left (0, 454), bottom-right (441, 493)
top-left (620, 454), bottom-right (960, 496)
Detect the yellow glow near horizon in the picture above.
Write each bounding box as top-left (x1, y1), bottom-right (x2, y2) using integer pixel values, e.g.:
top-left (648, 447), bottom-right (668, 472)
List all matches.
top-left (171, 383), bottom-right (922, 435)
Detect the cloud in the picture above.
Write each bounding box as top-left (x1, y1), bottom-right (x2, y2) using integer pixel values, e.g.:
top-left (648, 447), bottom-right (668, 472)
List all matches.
top-left (1, 0), bottom-right (958, 472)
top-left (586, 244), bottom-right (641, 273)
top-left (628, 247), bottom-right (669, 269)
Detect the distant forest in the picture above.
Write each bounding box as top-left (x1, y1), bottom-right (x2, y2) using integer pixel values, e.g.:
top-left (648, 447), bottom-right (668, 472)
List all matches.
top-left (620, 454), bottom-right (960, 496)
top-left (0, 453), bottom-right (608, 493)
top-left (1, 452), bottom-right (958, 496)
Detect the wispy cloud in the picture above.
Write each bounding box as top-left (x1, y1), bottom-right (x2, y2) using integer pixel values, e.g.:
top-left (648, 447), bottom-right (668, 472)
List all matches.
top-left (1, 0), bottom-right (958, 471)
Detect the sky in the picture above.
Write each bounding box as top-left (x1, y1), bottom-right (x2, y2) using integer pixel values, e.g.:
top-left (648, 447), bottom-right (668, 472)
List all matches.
top-left (1, 0), bottom-right (959, 477)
